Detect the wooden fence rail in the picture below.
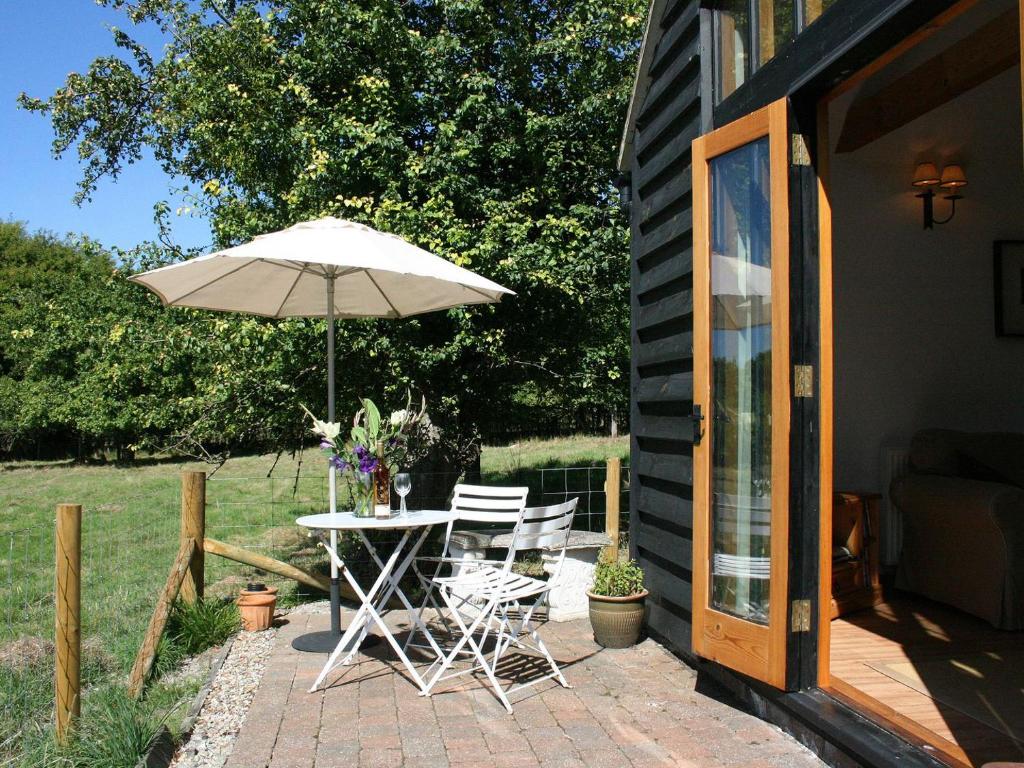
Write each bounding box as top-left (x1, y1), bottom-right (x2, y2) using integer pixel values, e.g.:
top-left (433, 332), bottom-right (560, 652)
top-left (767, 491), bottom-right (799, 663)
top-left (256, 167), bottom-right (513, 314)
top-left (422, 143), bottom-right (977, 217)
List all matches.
top-left (203, 537), bottom-right (330, 593)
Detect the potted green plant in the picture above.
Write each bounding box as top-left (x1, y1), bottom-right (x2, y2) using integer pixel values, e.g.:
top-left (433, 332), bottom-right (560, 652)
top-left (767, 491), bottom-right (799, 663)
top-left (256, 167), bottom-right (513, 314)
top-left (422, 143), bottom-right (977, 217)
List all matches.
top-left (587, 559), bottom-right (647, 648)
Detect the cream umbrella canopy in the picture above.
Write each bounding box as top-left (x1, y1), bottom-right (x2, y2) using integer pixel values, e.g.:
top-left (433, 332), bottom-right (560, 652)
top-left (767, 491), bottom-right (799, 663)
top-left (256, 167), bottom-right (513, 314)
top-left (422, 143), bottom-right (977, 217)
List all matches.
top-left (131, 216), bottom-right (514, 651)
top-left (133, 216), bottom-right (512, 318)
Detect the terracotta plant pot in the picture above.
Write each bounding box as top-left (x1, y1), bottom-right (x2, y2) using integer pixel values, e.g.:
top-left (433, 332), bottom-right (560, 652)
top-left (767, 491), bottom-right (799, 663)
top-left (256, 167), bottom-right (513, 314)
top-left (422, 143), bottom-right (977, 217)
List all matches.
top-left (237, 584), bottom-right (278, 631)
top-left (587, 589), bottom-right (648, 648)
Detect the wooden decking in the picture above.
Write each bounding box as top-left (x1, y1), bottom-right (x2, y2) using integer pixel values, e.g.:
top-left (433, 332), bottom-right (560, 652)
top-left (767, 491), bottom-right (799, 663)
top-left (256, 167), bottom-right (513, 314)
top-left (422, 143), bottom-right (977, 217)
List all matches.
top-left (829, 597), bottom-right (1024, 767)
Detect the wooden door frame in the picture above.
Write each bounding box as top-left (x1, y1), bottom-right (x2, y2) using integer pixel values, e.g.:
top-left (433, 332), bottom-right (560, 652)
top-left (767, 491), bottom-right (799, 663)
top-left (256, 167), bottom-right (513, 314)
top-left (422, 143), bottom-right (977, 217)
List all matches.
top-left (813, 0), bottom-right (991, 692)
top-left (692, 97), bottom-right (791, 690)
top-left (815, 94), bottom-right (834, 690)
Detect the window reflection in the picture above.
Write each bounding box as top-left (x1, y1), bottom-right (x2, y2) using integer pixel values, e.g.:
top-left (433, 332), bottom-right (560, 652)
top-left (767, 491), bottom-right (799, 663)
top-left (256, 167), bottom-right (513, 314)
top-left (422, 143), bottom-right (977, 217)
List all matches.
top-left (709, 138), bottom-right (773, 625)
top-left (716, 1), bottom-right (805, 103)
top-left (803, 0), bottom-right (839, 27)
top-left (716, 0), bottom-right (750, 102)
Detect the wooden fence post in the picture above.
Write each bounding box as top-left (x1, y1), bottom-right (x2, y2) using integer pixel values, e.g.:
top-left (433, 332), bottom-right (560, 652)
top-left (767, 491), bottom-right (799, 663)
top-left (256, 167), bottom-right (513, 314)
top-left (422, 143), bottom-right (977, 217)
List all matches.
top-left (55, 503), bottom-right (81, 745)
top-left (128, 538), bottom-right (196, 698)
top-left (602, 457), bottom-right (621, 563)
top-left (180, 471), bottom-right (206, 604)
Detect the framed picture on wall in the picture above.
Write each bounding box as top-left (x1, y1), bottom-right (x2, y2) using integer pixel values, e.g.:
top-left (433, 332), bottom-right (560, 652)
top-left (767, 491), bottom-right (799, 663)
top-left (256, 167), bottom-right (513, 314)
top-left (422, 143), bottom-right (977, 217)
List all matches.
top-left (995, 241), bottom-right (1024, 337)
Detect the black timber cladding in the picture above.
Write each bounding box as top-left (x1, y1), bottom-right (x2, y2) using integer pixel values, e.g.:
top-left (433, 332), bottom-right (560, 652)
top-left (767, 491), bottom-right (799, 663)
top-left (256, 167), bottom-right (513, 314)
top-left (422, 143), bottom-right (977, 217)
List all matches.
top-left (621, 0), bottom-right (1003, 764)
top-left (625, 0), bottom-right (970, 664)
top-left (628, 0), bottom-right (701, 655)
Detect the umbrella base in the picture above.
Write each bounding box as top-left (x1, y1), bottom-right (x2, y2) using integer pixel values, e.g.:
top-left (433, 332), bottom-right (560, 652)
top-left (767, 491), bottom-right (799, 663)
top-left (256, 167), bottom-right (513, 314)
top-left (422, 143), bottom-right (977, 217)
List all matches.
top-left (291, 629), bottom-right (381, 653)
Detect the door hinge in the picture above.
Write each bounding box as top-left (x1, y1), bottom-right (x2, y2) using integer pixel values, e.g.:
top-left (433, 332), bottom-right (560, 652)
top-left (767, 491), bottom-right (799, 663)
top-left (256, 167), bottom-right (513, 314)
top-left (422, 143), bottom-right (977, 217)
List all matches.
top-left (794, 365), bottom-right (814, 397)
top-left (792, 134), bottom-right (811, 166)
top-left (791, 599), bottom-right (812, 632)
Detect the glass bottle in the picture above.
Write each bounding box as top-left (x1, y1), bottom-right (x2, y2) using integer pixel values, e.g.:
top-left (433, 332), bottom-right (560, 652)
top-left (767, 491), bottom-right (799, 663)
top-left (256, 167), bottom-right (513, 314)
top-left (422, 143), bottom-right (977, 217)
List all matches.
top-left (373, 439), bottom-right (391, 518)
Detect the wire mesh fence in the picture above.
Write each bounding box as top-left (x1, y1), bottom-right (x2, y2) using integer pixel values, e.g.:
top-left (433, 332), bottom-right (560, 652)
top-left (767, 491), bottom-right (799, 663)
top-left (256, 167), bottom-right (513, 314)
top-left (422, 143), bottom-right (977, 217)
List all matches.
top-left (0, 480), bottom-right (182, 765)
top-left (201, 461), bottom-right (630, 603)
top-left (0, 459), bottom-right (628, 763)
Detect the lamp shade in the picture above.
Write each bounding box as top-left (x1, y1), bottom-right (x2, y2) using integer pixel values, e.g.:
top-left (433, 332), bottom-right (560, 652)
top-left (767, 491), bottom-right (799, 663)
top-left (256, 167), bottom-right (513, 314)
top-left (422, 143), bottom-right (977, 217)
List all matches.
top-left (940, 164), bottom-right (968, 189)
top-left (912, 162), bottom-right (941, 187)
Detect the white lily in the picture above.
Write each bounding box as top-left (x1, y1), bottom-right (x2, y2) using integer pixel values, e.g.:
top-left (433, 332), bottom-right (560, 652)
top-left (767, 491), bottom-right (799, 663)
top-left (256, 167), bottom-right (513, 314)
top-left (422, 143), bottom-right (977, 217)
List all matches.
top-left (301, 404), bottom-right (342, 440)
top-left (315, 420), bottom-right (342, 440)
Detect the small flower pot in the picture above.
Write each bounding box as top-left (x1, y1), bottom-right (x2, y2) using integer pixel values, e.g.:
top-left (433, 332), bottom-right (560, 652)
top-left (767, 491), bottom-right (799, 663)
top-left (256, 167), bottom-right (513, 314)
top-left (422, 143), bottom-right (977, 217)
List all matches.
top-left (587, 589), bottom-right (648, 648)
top-left (237, 584), bottom-right (278, 632)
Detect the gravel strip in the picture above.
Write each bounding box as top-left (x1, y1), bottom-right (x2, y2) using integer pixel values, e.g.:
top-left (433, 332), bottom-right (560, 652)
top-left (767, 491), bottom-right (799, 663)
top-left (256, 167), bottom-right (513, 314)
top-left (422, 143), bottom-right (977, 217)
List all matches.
top-left (285, 598), bottom-right (330, 615)
top-left (169, 628), bottom-right (276, 768)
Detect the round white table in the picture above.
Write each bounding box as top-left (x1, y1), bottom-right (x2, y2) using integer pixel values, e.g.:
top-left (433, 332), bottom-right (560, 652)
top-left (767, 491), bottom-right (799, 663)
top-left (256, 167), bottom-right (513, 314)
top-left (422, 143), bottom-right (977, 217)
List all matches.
top-left (296, 509), bottom-right (458, 692)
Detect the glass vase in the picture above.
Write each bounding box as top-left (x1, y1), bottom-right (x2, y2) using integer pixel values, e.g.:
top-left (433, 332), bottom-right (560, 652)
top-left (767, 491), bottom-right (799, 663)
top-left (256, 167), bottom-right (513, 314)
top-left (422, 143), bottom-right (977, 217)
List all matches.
top-left (353, 472), bottom-right (375, 517)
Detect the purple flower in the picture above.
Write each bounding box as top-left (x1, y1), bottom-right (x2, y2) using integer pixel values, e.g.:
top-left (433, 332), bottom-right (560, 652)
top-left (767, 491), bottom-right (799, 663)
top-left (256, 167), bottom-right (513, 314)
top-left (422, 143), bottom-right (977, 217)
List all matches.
top-left (328, 455), bottom-right (350, 472)
top-left (319, 440), bottom-right (333, 451)
top-left (354, 444), bottom-right (368, 459)
top-left (358, 455), bottom-right (379, 474)
top-left (388, 437), bottom-right (398, 447)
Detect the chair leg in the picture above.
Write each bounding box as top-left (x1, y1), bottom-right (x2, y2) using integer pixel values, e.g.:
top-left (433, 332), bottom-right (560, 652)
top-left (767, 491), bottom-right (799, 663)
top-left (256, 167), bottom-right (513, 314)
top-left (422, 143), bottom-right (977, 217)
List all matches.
top-left (530, 627), bottom-right (570, 689)
top-left (402, 568), bottom-right (430, 653)
top-left (430, 590), bottom-right (513, 714)
top-left (522, 595), bottom-right (570, 689)
top-left (404, 563), bottom-right (455, 654)
top-left (422, 589), bottom-right (490, 694)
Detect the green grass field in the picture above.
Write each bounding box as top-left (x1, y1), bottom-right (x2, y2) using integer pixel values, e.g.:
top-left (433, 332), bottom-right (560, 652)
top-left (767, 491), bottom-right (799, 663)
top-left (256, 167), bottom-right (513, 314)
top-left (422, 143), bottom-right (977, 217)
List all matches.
top-left (0, 435), bottom-right (627, 767)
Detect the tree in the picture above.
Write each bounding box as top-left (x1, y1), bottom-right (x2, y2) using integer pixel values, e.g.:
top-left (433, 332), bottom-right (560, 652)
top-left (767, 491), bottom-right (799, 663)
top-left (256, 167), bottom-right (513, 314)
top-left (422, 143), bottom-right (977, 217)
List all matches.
top-left (20, 0), bottom-right (643, 461)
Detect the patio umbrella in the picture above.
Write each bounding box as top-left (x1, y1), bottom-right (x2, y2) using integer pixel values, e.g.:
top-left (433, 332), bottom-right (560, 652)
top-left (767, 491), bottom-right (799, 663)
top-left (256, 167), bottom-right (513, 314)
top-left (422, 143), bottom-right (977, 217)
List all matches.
top-left (131, 216), bottom-right (514, 651)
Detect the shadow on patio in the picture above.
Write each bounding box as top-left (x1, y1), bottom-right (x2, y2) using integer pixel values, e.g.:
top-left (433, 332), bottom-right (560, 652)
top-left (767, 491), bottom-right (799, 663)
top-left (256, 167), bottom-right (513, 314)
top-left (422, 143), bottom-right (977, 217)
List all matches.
top-left (214, 606), bottom-right (824, 768)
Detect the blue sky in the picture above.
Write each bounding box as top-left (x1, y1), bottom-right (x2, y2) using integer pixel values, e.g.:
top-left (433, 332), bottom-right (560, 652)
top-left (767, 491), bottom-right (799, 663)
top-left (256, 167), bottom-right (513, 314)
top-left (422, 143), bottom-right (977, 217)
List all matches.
top-left (0, 1), bottom-right (211, 253)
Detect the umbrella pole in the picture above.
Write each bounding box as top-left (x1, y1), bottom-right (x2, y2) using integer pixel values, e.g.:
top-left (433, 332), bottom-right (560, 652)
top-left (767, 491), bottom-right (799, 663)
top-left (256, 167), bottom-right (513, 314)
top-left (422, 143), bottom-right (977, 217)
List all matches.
top-left (327, 276), bottom-right (341, 637)
top-left (293, 274), bottom-right (379, 654)
top-left (293, 275), bottom-right (345, 653)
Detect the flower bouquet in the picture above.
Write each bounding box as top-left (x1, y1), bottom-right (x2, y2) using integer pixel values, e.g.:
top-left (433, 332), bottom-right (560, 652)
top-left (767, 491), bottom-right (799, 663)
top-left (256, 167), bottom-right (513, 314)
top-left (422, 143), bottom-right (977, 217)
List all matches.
top-left (305, 393), bottom-right (427, 517)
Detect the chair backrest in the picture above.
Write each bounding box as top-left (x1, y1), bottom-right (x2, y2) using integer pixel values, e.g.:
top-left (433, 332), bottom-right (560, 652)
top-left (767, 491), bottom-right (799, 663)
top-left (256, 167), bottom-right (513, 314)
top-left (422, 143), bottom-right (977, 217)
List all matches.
top-left (510, 498), bottom-right (578, 556)
top-left (450, 484), bottom-right (529, 524)
top-left (507, 498), bottom-right (578, 582)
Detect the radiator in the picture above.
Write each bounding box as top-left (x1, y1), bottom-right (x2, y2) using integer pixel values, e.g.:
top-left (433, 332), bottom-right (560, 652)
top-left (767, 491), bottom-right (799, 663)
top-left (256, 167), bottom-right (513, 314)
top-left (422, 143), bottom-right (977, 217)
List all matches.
top-left (879, 446), bottom-right (911, 568)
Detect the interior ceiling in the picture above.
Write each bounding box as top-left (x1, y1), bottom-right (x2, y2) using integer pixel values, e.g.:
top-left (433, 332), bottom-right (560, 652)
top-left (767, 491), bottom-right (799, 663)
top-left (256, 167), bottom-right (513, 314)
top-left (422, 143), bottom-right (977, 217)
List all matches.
top-left (836, 0), bottom-right (1019, 153)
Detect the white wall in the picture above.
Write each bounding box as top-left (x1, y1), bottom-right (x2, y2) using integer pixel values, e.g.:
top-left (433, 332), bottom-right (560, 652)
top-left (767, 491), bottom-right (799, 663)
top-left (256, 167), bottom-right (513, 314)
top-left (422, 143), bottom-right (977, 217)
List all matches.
top-left (831, 66), bottom-right (1024, 491)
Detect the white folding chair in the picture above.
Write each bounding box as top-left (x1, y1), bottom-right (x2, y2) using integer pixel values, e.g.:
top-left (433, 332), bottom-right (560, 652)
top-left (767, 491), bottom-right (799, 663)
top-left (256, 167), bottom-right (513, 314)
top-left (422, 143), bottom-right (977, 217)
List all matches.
top-left (420, 498), bottom-right (579, 713)
top-left (403, 484), bottom-right (528, 653)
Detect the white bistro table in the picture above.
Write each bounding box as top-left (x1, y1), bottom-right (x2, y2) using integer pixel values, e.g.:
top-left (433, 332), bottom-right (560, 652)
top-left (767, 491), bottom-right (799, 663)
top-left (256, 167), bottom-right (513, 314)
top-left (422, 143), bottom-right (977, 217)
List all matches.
top-left (296, 509), bottom-right (458, 693)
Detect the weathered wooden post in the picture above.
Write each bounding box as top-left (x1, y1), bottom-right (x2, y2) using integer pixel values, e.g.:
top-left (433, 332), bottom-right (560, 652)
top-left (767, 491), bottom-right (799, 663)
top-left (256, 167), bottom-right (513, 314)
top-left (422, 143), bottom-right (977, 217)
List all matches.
top-left (55, 503), bottom-right (81, 745)
top-left (128, 538), bottom-right (196, 698)
top-left (602, 457), bottom-right (621, 563)
top-left (180, 471), bottom-right (206, 604)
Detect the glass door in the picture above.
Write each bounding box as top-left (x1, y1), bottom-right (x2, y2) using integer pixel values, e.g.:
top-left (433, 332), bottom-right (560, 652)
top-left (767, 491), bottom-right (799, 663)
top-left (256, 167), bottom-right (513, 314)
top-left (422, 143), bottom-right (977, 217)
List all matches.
top-left (691, 98), bottom-right (790, 689)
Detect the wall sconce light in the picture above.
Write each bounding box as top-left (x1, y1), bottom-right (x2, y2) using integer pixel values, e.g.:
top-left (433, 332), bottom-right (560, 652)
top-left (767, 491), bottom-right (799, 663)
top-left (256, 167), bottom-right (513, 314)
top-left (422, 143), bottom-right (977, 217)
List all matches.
top-left (912, 162), bottom-right (967, 229)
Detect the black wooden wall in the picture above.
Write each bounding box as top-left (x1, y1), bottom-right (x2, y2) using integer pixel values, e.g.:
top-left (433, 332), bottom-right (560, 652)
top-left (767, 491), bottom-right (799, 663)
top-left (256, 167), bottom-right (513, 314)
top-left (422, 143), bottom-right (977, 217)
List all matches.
top-left (627, 0), bottom-right (705, 656)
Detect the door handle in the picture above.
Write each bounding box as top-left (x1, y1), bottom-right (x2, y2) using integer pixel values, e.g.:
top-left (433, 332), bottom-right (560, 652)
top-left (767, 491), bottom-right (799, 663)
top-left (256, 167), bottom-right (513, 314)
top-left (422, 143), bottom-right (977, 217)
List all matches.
top-left (691, 404), bottom-right (705, 446)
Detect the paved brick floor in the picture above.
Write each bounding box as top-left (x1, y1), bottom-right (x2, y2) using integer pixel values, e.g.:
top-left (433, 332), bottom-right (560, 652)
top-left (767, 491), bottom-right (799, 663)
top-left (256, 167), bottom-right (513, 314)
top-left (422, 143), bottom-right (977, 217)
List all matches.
top-left (224, 609), bottom-right (824, 768)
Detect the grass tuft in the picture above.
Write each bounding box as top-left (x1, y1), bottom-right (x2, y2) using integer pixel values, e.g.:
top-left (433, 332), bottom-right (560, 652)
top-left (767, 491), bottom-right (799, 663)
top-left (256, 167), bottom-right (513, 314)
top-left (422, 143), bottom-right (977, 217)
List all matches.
top-left (166, 598), bottom-right (240, 657)
top-left (66, 686), bottom-right (166, 768)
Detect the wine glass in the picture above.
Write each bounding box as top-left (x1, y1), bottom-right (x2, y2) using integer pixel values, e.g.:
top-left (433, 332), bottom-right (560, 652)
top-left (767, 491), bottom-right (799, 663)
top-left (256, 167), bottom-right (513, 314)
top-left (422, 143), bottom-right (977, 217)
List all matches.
top-left (394, 473), bottom-right (412, 515)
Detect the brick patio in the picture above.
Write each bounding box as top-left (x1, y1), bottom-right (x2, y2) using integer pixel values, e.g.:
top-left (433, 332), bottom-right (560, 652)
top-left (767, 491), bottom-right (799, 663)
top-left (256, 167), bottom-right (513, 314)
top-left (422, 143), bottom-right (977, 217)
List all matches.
top-left (224, 608), bottom-right (825, 768)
